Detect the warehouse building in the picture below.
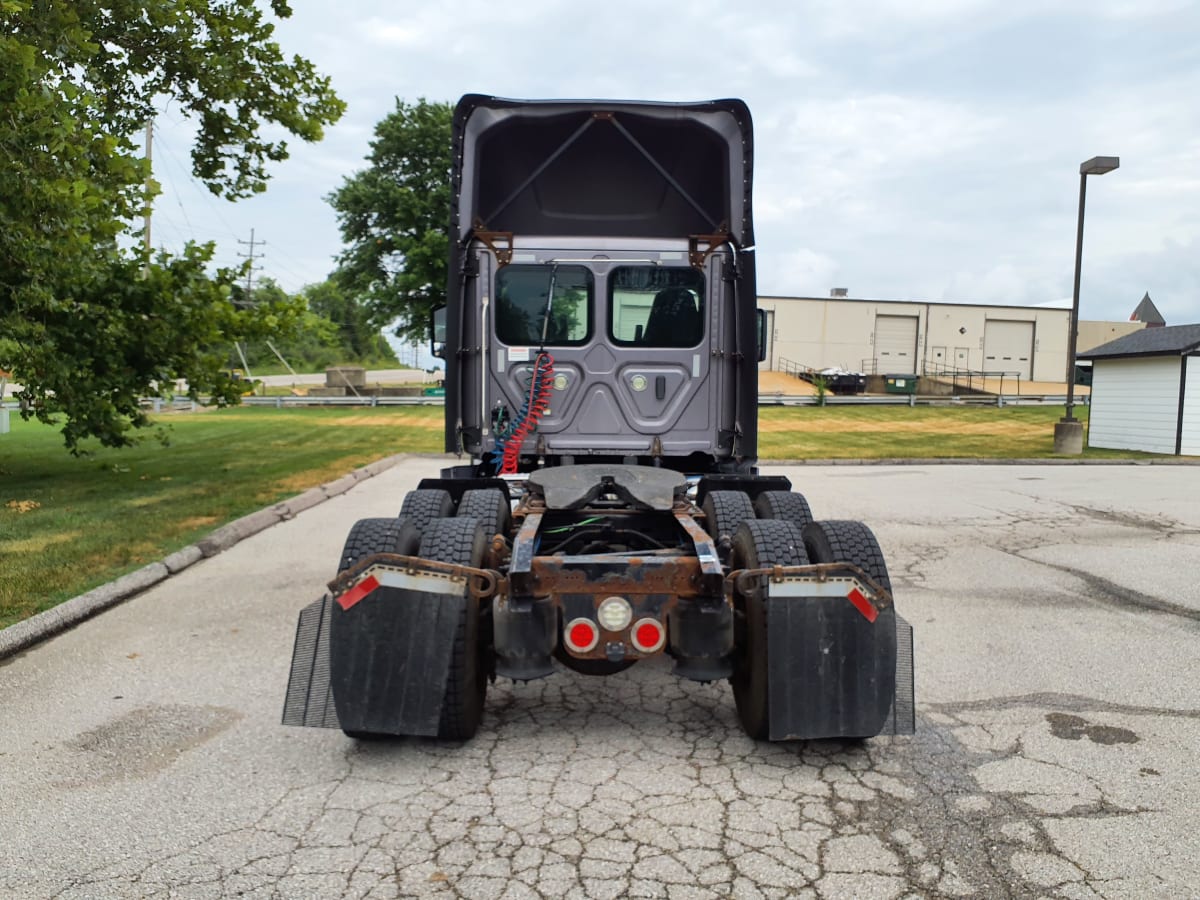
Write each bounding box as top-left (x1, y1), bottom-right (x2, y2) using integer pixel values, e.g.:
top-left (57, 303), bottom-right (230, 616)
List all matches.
top-left (758, 291), bottom-right (1146, 385)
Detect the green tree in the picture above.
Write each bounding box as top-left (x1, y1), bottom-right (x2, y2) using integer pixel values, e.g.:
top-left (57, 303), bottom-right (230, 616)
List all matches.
top-left (235, 279), bottom-right (398, 373)
top-left (0, 0), bottom-right (345, 451)
top-left (329, 99), bottom-right (453, 344)
top-left (303, 279), bottom-right (397, 363)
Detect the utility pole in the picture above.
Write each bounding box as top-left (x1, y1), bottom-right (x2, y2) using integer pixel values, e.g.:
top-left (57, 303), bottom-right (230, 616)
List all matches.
top-left (234, 228), bottom-right (267, 381)
top-left (143, 120), bottom-right (153, 257)
top-left (237, 228), bottom-right (266, 300)
top-left (140, 119), bottom-right (153, 278)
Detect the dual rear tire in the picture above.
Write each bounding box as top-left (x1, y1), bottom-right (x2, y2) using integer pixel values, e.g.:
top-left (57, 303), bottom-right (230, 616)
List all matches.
top-left (338, 491), bottom-right (495, 741)
top-left (729, 516), bottom-right (892, 741)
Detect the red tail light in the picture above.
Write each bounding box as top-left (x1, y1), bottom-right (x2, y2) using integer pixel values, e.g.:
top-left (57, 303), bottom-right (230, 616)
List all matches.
top-left (630, 618), bottom-right (666, 653)
top-left (564, 617), bottom-right (600, 653)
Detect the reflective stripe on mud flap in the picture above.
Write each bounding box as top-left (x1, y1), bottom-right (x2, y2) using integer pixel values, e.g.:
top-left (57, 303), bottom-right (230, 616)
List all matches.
top-left (335, 566), bottom-right (472, 611)
top-left (765, 576), bottom-right (881, 622)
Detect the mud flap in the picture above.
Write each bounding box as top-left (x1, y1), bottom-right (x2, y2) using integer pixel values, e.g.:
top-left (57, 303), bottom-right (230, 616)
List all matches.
top-left (282, 597), bottom-right (339, 728)
top-left (766, 596), bottom-right (915, 741)
top-left (281, 589), bottom-right (464, 736)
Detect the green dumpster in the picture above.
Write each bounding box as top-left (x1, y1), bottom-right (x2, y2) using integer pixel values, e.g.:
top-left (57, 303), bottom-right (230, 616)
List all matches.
top-left (883, 374), bottom-right (917, 395)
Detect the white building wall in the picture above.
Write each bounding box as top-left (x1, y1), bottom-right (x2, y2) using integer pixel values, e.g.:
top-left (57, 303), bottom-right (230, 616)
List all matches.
top-left (1078, 320), bottom-right (1146, 353)
top-left (1089, 356), bottom-right (1182, 454)
top-left (762, 297), bottom-right (900, 372)
top-left (1181, 356), bottom-right (1200, 456)
top-left (762, 296), bottom-right (1071, 380)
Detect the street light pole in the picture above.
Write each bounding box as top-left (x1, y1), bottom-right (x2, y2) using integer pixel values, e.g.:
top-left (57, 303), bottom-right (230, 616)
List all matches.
top-left (1063, 170), bottom-right (1088, 422)
top-left (1054, 155), bottom-right (1118, 454)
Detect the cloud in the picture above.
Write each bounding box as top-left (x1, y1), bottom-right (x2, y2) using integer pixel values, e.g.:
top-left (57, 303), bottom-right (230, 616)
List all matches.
top-left (138, 0), bottom-right (1200, 328)
top-left (758, 248), bottom-right (840, 297)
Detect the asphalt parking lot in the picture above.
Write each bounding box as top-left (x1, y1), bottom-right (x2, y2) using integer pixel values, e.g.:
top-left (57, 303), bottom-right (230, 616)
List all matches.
top-left (2, 460), bottom-right (1198, 899)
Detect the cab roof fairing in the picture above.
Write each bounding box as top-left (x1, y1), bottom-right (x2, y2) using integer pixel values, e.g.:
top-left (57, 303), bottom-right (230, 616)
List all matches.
top-left (449, 95), bottom-right (756, 250)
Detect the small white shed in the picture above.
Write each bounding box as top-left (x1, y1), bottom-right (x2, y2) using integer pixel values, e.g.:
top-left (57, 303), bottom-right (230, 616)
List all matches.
top-left (1079, 324), bottom-right (1200, 456)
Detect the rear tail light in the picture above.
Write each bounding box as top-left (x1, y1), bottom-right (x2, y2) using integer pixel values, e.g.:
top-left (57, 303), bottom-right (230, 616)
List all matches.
top-left (564, 617), bottom-right (600, 653)
top-left (630, 618), bottom-right (666, 653)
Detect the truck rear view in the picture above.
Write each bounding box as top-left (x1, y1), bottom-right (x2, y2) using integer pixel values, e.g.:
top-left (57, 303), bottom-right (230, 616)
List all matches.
top-left (284, 95), bottom-right (914, 743)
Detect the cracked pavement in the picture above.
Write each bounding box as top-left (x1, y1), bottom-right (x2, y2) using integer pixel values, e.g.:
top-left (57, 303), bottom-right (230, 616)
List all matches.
top-left (2, 461), bottom-right (1198, 898)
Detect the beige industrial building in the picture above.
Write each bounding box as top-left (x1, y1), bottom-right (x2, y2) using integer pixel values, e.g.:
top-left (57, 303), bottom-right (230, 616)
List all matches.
top-left (758, 292), bottom-right (1146, 384)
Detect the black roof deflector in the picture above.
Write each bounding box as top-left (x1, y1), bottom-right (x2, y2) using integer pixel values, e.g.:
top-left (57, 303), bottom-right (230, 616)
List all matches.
top-left (450, 96), bottom-right (755, 247)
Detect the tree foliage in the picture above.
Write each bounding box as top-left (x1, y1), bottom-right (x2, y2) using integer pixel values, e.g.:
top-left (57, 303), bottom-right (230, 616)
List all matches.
top-left (234, 279), bottom-right (398, 373)
top-left (0, 0), bottom-right (345, 451)
top-left (302, 279), bottom-right (398, 363)
top-left (329, 99), bottom-right (453, 344)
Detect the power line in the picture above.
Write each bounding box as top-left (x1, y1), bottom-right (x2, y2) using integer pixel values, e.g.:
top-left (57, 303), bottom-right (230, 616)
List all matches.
top-left (153, 119), bottom-right (244, 242)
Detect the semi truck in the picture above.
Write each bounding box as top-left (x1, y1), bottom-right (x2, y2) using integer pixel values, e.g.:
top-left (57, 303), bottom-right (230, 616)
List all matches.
top-left (283, 95), bottom-right (914, 742)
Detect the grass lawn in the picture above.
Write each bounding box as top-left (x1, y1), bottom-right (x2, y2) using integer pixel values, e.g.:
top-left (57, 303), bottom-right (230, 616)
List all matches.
top-left (759, 404), bottom-right (1140, 459)
top-left (0, 407), bottom-right (442, 628)
top-left (0, 402), bottom-right (1159, 627)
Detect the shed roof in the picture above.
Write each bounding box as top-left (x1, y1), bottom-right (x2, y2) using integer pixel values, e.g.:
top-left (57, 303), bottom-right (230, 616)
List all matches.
top-left (1079, 323), bottom-right (1200, 360)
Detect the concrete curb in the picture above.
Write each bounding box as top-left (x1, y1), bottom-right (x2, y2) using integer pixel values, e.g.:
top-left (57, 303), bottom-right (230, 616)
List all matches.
top-left (0, 454), bottom-right (407, 661)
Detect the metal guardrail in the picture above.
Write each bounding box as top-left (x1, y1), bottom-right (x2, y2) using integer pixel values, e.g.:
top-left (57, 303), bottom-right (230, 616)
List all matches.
top-left (240, 395), bottom-right (443, 407)
top-left (756, 393), bottom-right (1076, 407)
top-left (4, 389), bottom-right (1081, 417)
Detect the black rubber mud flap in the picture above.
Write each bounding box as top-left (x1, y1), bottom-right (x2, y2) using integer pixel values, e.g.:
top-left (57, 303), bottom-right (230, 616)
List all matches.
top-left (766, 597), bottom-right (912, 741)
top-left (328, 587), bottom-right (465, 737)
top-left (282, 596), bottom-right (339, 728)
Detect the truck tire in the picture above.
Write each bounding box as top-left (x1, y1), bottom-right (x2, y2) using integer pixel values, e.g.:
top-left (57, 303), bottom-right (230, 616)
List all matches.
top-left (730, 518), bottom-right (809, 740)
top-left (754, 490), bottom-right (813, 531)
top-left (418, 517), bottom-right (489, 740)
top-left (802, 520), bottom-right (892, 593)
top-left (337, 516), bottom-right (420, 573)
top-left (801, 520), bottom-right (898, 740)
top-left (457, 488), bottom-right (511, 540)
top-left (399, 488), bottom-right (455, 530)
top-left (702, 490), bottom-right (755, 543)
top-left (335, 517), bottom-right (419, 740)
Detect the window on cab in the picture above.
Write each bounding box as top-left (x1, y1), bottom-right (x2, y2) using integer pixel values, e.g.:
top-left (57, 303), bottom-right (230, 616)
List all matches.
top-left (495, 265), bottom-right (592, 345)
top-left (608, 266), bottom-right (705, 348)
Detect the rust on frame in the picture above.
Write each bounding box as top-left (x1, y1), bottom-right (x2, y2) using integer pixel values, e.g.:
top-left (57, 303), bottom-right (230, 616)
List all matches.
top-left (528, 554), bottom-right (702, 599)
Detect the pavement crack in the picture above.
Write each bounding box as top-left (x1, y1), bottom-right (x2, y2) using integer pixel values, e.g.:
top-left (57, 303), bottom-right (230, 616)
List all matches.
top-left (1000, 547), bottom-right (1200, 623)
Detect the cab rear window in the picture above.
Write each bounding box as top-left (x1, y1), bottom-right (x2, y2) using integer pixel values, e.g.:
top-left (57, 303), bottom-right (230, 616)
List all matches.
top-left (608, 266), bottom-right (705, 348)
top-left (495, 265), bottom-right (592, 346)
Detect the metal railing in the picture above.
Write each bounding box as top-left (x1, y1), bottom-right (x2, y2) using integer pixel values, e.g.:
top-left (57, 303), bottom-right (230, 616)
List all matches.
top-left (921, 362), bottom-right (1022, 398)
top-left (777, 357), bottom-right (818, 382)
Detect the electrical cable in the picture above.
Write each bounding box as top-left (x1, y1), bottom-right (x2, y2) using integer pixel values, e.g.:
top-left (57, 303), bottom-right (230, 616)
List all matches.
top-left (492, 351), bottom-right (554, 475)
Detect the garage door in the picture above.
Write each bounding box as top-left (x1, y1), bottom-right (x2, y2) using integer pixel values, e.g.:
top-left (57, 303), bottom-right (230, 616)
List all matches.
top-left (983, 320), bottom-right (1034, 380)
top-left (874, 315), bottom-right (918, 372)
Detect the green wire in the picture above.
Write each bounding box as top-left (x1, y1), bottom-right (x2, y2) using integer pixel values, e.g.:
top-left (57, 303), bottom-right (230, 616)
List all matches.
top-left (544, 516), bottom-right (604, 534)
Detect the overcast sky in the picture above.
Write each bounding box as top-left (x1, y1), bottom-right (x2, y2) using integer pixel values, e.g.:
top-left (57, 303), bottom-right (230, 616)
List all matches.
top-left (150, 0), bottom-right (1200, 333)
